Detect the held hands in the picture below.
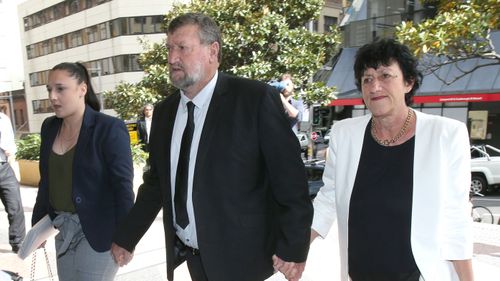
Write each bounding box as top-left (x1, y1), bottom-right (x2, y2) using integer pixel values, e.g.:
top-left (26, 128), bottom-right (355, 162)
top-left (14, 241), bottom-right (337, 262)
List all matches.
top-left (272, 254), bottom-right (306, 281)
top-left (111, 243), bottom-right (134, 267)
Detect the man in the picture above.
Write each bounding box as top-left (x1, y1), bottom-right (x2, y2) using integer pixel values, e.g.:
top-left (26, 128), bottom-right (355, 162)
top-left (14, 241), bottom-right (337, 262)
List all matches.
top-left (0, 111), bottom-right (25, 253)
top-left (273, 74), bottom-right (303, 134)
top-left (137, 103), bottom-right (154, 152)
top-left (112, 13), bottom-right (312, 281)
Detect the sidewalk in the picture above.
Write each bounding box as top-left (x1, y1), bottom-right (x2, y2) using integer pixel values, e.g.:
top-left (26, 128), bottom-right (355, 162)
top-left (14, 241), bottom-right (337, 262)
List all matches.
top-left (1, 185), bottom-right (500, 280)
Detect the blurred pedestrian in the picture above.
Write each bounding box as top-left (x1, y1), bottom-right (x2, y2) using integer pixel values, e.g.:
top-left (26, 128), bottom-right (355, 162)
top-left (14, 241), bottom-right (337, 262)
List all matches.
top-left (270, 74), bottom-right (304, 133)
top-left (137, 103), bottom-right (154, 152)
top-left (311, 38), bottom-right (474, 281)
top-left (32, 62), bottom-right (135, 281)
top-left (0, 110), bottom-right (25, 254)
top-left (111, 13), bottom-right (312, 281)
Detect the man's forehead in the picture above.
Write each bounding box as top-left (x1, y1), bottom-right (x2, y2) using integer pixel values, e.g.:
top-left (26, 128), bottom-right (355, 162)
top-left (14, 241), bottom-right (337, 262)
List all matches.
top-left (167, 25), bottom-right (200, 40)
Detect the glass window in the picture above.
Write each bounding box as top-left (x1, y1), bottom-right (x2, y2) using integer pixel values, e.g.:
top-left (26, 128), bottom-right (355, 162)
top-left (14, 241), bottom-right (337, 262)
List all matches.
top-left (42, 41), bottom-right (51, 55)
top-left (130, 54), bottom-right (142, 71)
top-left (112, 56), bottom-right (124, 73)
top-left (53, 3), bottom-right (65, 19)
top-left (69, 0), bottom-right (80, 14)
top-left (101, 58), bottom-right (112, 75)
top-left (110, 18), bottom-right (122, 37)
top-left (87, 25), bottom-right (99, 43)
top-left (89, 60), bottom-right (101, 77)
top-left (85, 0), bottom-right (95, 9)
top-left (152, 15), bottom-right (164, 32)
top-left (33, 14), bottom-right (41, 27)
top-left (324, 16), bottom-right (337, 33)
top-left (55, 36), bottom-right (65, 52)
top-left (313, 20), bottom-right (319, 32)
top-left (143, 17), bottom-right (155, 34)
top-left (23, 17), bottom-right (30, 31)
top-left (26, 45), bottom-right (34, 59)
top-left (29, 73), bottom-right (38, 87)
top-left (32, 99), bottom-right (53, 114)
top-left (69, 31), bottom-right (83, 48)
top-left (130, 17), bottom-right (145, 34)
top-left (98, 23), bottom-right (109, 40)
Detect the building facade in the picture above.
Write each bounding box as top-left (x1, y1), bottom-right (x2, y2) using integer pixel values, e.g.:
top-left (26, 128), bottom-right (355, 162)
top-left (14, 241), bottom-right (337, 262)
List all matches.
top-left (316, 0), bottom-right (500, 147)
top-left (1, 0), bottom-right (28, 133)
top-left (18, 0), bottom-right (183, 132)
top-left (18, 0), bottom-right (344, 133)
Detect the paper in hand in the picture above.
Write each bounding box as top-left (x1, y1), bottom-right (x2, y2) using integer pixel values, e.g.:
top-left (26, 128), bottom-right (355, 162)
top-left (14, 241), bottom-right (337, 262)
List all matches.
top-left (17, 215), bottom-right (58, 259)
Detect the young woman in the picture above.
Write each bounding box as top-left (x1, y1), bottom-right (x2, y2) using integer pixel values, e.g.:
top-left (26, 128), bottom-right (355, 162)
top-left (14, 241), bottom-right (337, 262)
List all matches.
top-left (32, 62), bottom-right (135, 281)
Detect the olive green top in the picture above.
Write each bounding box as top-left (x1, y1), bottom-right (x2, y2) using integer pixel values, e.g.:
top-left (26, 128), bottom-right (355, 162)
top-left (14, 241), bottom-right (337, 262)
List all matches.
top-left (48, 146), bottom-right (76, 213)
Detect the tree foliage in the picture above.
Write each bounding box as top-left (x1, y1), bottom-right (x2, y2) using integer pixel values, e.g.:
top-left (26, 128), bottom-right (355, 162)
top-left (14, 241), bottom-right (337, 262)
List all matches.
top-left (395, 0), bottom-right (500, 84)
top-left (105, 0), bottom-right (341, 119)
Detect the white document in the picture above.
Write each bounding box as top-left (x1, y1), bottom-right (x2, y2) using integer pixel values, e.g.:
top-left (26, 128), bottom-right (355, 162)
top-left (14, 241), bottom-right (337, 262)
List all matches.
top-left (17, 215), bottom-right (59, 260)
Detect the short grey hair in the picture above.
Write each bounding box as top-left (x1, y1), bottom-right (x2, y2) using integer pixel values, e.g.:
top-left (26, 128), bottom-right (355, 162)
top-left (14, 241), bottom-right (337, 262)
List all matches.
top-left (167, 13), bottom-right (222, 61)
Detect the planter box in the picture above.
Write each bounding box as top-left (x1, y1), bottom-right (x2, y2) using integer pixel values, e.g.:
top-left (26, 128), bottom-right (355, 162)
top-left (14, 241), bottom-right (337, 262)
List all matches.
top-left (18, 159), bottom-right (40, 187)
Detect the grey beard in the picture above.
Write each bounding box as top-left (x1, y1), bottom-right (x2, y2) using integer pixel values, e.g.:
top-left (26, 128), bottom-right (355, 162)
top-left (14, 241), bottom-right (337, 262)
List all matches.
top-left (171, 75), bottom-right (197, 90)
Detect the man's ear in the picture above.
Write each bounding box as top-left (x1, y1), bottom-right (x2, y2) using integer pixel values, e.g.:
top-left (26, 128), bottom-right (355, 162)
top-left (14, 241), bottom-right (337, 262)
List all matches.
top-left (209, 42), bottom-right (220, 63)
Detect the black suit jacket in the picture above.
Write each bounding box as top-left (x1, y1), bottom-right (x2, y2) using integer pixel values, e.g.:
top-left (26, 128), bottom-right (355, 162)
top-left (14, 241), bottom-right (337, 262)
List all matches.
top-left (137, 118), bottom-right (149, 151)
top-left (114, 73), bottom-right (313, 281)
top-left (33, 106), bottom-right (135, 252)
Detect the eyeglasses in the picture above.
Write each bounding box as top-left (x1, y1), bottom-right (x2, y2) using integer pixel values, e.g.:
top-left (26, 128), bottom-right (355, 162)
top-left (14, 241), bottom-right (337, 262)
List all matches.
top-left (361, 72), bottom-right (399, 86)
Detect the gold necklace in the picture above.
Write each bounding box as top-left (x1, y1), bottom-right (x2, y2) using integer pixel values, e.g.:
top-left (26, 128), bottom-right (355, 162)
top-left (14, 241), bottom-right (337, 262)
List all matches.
top-left (371, 108), bottom-right (413, 146)
top-left (58, 126), bottom-right (80, 153)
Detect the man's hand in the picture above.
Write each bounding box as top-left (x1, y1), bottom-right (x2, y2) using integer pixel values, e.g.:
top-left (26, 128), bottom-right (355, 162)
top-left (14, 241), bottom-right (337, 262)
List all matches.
top-left (111, 243), bottom-right (134, 267)
top-left (272, 254), bottom-right (306, 281)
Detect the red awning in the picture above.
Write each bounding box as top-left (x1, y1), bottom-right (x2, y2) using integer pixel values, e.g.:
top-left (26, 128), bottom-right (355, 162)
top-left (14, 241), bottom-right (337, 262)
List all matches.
top-left (329, 93), bottom-right (500, 106)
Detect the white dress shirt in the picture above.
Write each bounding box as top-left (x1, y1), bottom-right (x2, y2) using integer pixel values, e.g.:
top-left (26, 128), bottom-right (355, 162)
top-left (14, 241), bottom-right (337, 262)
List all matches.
top-left (0, 112), bottom-right (16, 161)
top-left (170, 72), bottom-right (218, 248)
top-left (145, 117), bottom-right (152, 143)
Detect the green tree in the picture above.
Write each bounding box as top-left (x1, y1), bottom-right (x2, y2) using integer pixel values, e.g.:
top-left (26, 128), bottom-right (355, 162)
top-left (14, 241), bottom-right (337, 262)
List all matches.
top-left (396, 0), bottom-right (500, 84)
top-left (105, 0), bottom-right (341, 119)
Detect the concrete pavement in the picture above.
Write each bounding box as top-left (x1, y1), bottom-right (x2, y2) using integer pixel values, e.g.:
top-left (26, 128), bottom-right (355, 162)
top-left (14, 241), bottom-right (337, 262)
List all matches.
top-left (2, 185), bottom-right (500, 280)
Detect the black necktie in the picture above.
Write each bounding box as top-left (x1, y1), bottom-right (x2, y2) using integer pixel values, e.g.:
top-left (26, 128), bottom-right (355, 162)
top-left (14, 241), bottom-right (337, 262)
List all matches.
top-left (175, 101), bottom-right (195, 229)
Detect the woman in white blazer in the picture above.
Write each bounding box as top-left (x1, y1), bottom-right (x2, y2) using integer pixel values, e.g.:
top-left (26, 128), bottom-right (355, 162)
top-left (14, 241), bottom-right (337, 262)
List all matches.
top-left (311, 39), bottom-right (473, 281)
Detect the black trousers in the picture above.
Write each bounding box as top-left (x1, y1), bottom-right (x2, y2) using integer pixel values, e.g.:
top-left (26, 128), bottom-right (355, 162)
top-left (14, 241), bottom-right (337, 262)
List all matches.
top-left (186, 248), bottom-right (209, 281)
top-left (0, 162), bottom-right (26, 247)
top-left (349, 270), bottom-right (420, 281)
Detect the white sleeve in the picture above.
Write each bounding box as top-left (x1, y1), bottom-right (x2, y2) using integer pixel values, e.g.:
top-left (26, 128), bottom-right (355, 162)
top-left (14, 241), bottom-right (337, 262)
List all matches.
top-left (312, 130), bottom-right (338, 238)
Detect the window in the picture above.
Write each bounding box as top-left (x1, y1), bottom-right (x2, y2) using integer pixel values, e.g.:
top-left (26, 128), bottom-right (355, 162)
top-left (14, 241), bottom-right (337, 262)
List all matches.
top-left (54, 36), bottom-right (65, 52)
top-left (130, 17), bottom-right (145, 34)
top-left (42, 41), bottom-right (51, 55)
top-left (87, 26), bottom-right (99, 43)
top-left (23, 17), bottom-right (30, 31)
top-left (323, 16), bottom-right (337, 33)
top-left (26, 45), bottom-right (34, 59)
top-left (152, 16), bottom-right (164, 32)
top-left (69, 31), bottom-right (83, 48)
top-left (32, 99), bottom-right (53, 114)
top-left (143, 17), bottom-right (155, 34)
top-left (98, 23), bottom-right (109, 40)
top-left (101, 58), bottom-right (112, 75)
top-left (53, 3), bottom-right (65, 20)
top-left (69, 0), bottom-right (80, 14)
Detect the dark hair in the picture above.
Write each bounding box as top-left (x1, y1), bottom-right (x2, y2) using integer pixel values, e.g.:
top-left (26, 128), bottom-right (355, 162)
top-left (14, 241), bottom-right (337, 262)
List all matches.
top-left (167, 13), bottom-right (222, 61)
top-left (354, 38), bottom-right (422, 105)
top-left (51, 62), bottom-right (101, 111)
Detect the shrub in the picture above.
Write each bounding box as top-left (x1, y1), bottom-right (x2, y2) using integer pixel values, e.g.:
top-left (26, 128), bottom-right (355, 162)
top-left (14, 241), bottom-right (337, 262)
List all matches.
top-left (16, 133), bottom-right (41, 161)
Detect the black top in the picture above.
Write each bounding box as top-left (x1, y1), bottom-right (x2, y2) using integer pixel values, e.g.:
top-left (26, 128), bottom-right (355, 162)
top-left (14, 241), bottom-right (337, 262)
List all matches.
top-left (348, 121), bottom-right (419, 281)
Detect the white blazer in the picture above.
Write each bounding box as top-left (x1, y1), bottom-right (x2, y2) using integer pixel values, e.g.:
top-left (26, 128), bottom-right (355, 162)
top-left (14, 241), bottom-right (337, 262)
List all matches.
top-left (312, 110), bottom-right (473, 281)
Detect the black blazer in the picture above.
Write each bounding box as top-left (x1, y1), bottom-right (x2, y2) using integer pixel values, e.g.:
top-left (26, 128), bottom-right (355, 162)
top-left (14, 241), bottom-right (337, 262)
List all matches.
top-left (114, 73), bottom-right (313, 280)
top-left (32, 106), bottom-right (135, 252)
top-left (137, 118), bottom-right (149, 151)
